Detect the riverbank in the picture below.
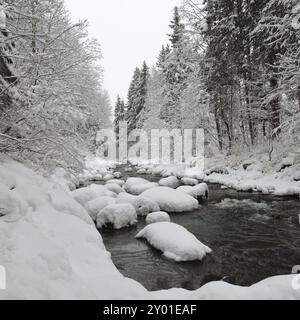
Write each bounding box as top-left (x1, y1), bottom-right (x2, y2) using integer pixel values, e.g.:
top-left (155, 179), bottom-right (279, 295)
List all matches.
top-left (0, 157), bottom-right (299, 300)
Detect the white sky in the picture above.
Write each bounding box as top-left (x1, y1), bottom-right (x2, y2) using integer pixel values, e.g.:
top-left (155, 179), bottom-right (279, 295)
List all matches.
top-left (64, 0), bottom-right (181, 105)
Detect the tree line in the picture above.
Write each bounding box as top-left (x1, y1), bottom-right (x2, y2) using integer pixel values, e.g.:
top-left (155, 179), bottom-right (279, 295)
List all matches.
top-left (115, 0), bottom-right (300, 157)
top-left (0, 0), bottom-right (111, 171)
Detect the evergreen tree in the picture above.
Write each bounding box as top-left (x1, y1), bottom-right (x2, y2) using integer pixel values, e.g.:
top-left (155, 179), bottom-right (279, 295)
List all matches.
top-left (114, 95), bottom-right (125, 133)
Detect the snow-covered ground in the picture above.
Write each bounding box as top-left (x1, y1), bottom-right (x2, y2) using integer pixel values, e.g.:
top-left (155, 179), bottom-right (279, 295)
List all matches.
top-left (132, 151), bottom-right (300, 198)
top-left (0, 156), bottom-right (299, 300)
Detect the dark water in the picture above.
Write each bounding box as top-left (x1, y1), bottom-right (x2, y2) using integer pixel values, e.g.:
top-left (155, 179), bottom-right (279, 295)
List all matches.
top-left (98, 168), bottom-right (300, 291)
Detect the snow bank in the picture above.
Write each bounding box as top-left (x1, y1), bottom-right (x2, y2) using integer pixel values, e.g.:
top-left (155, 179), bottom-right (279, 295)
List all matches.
top-left (159, 176), bottom-right (179, 189)
top-left (0, 159), bottom-right (148, 300)
top-left (136, 222), bottom-right (212, 262)
top-left (141, 187), bottom-right (199, 213)
top-left (116, 193), bottom-right (160, 216)
top-left (146, 212), bottom-right (171, 225)
top-left (96, 204), bottom-right (137, 229)
top-left (85, 196), bottom-right (116, 221)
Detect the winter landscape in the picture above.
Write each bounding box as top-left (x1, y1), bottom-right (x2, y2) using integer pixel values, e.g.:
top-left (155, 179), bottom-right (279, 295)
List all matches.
top-left (0, 0), bottom-right (300, 301)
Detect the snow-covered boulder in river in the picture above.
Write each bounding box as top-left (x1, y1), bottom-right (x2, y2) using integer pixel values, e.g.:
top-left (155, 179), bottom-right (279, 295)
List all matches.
top-left (72, 185), bottom-right (116, 206)
top-left (105, 179), bottom-right (125, 187)
top-left (177, 183), bottom-right (209, 202)
top-left (146, 212), bottom-right (171, 225)
top-left (85, 196), bottom-right (116, 221)
top-left (141, 187), bottom-right (199, 213)
top-left (159, 176), bottom-right (179, 189)
top-left (105, 183), bottom-right (124, 195)
top-left (97, 204), bottom-right (137, 229)
top-left (116, 193), bottom-right (160, 216)
top-left (124, 177), bottom-right (158, 195)
top-left (181, 177), bottom-right (199, 186)
top-left (136, 222), bottom-right (212, 262)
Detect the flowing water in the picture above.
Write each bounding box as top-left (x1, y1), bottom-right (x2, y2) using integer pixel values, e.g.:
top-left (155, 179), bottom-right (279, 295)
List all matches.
top-left (94, 168), bottom-right (300, 291)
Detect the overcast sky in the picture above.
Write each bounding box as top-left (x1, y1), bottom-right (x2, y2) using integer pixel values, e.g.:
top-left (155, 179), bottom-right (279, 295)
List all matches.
top-left (64, 0), bottom-right (181, 105)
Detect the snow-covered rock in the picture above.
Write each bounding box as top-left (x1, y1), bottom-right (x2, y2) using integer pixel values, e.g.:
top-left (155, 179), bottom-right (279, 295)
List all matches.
top-left (116, 193), bottom-right (160, 216)
top-left (137, 168), bottom-right (147, 175)
top-left (105, 183), bottom-right (125, 195)
top-left (113, 172), bottom-right (122, 179)
top-left (159, 176), bottom-right (179, 189)
top-left (103, 174), bottom-right (115, 182)
top-left (146, 212), bottom-right (171, 225)
top-left (181, 177), bottom-right (199, 186)
top-left (97, 204), bottom-right (137, 229)
top-left (141, 187), bottom-right (199, 213)
top-left (85, 196), bottom-right (116, 221)
top-left (124, 177), bottom-right (158, 195)
top-left (129, 182), bottom-right (158, 195)
top-left (125, 167), bottom-right (133, 173)
top-left (136, 222), bottom-right (212, 262)
top-left (0, 183), bottom-right (29, 222)
top-left (105, 179), bottom-right (125, 187)
top-left (72, 185), bottom-right (116, 206)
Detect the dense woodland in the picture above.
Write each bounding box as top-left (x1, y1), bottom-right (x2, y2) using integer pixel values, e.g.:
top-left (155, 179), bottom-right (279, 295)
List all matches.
top-left (0, 0), bottom-right (111, 171)
top-left (115, 0), bottom-right (300, 158)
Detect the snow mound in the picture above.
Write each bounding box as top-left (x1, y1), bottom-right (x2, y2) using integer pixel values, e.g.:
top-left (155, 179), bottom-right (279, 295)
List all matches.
top-left (177, 183), bottom-right (209, 202)
top-left (141, 187), bottom-right (199, 213)
top-left (146, 212), bottom-right (171, 225)
top-left (105, 179), bottom-right (125, 187)
top-left (0, 183), bottom-right (29, 222)
top-left (97, 204), bottom-right (137, 229)
top-left (128, 183), bottom-right (158, 195)
top-left (103, 174), bottom-right (115, 182)
top-left (116, 193), bottom-right (160, 216)
top-left (136, 222), bottom-right (212, 261)
top-left (181, 177), bottom-right (199, 186)
top-left (137, 168), bottom-right (147, 175)
top-left (85, 196), bottom-right (116, 221)
top-left (72, 185), bottom-right (116, 206)
top-left (105, 183), bottom-right (124, 194)
top-left (159, 176), bottom-right (179, 189)
top-left (124, 177), bottom-right (158, 195)
top-left (113, 172), bottom-right (122, 179)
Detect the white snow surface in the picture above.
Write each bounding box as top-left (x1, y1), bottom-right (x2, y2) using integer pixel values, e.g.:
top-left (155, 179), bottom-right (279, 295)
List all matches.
top-left (85, 197), bottom-right (116, 221)
top-left (141, 187), bottom-right (199, 213)
top-left (159, 176), bottom-right (179, 189)
top-left (96, 204), bottom-right (137, 229)
top-left (0, 157), bottom-right (299, 300)
top-left (136, 222), bottom-right (212, 262)
top-left (146, 212), bottom-right (171, 225)
top-left (116, 193), bottom-right (160, 216)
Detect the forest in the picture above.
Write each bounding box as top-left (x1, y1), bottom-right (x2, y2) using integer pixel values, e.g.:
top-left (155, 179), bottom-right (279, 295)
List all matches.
top-left (115, 0), bottom-right (300, 160)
